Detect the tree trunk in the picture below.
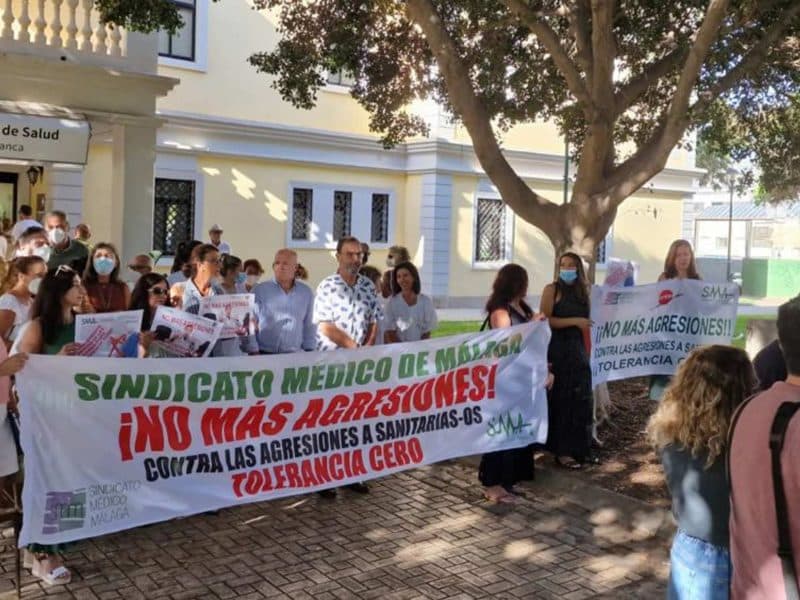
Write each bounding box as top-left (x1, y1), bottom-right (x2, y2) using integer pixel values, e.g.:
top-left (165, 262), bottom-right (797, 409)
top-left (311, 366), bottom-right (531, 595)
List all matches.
top-left (545, 191), bottom-right (615, 284)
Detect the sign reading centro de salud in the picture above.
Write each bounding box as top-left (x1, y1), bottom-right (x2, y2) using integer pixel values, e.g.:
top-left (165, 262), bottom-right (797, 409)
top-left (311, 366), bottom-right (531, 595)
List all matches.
top-left (0, 112), bottom-right (90, 164)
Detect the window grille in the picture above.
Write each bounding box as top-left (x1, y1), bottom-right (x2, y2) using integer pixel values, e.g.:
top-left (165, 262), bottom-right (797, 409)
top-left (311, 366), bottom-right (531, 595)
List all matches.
top-left (153, 178), bottom-right (195, 255)
top-left (371, 193), bottom-right (389, 243)
top-left (327, 69), bottom-right (356, 87)
top-left (158, 1), bottom-right (196, 60)
top-left (475, 198), bottom-right (506, 262)
top-left (333, 191), bottom-right (352, 240)
top-left (291, 188), bottom-right (313, 240)
top-left (596, 239), bottom-right (608, 264)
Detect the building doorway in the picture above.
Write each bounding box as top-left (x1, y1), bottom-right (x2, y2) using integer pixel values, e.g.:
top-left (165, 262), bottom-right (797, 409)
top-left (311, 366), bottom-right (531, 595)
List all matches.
top-left (0, 173), bottom-right (17, 233)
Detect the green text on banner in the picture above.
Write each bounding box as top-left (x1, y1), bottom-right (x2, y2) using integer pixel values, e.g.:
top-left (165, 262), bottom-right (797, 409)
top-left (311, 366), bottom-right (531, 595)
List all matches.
top-left (16, 321), bottom-right (550, 546)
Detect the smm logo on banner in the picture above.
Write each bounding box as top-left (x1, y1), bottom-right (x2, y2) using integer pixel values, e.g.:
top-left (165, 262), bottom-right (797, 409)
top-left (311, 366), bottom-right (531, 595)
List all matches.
top-left (700, 285), bottom-right (737, 304)
top-left (603, 291), bottom-right (636, 306)
top-left (42, 489), bottom-right (86, 534)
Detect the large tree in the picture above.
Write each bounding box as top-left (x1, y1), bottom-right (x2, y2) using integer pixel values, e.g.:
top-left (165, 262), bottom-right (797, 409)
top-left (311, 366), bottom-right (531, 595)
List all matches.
top-left (103, 1), bottom-right (800, 271)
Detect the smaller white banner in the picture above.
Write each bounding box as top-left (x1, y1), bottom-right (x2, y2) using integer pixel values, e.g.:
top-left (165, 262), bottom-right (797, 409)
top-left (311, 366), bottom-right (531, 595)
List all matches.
top-left (0, 113), bottom-right (90, 164)
top-left (75, 310), bottom-right (143, 358)
top-left (590, 279), bottom-right (739, 386)
top-left (149, 307), bottom-right (222, 357)
top-left (198, 294), bottom-right (256, 339)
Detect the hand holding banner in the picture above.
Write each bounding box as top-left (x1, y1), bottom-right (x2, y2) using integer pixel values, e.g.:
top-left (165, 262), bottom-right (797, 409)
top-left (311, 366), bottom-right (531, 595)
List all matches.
top-left (590, 280), bottom-right (739, 386)
top-left (16, 321), bottom-right (551, 546)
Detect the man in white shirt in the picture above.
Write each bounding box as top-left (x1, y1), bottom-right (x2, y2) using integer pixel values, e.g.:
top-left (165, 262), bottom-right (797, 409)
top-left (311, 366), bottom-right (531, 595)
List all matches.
top-left (10, 205), bottom-right (40, 241)
top-left (208, 224), bottom-right (231, 255)
top-left (313, 236), bottom-right (380, 497)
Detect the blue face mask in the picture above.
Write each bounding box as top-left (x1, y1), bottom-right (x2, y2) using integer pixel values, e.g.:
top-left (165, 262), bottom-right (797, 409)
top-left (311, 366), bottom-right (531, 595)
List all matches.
top-left (559, 269), bottom-right (578, 284)
top-left (236, 272), bottom-right (247, 285)
top-left (94, 256), bottom-right (116, 276)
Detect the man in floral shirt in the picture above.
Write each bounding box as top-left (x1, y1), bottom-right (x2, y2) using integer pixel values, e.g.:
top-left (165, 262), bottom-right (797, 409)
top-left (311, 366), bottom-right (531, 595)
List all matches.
top-left (313, 236), bottom-right (380, 497)
top-left (314, 236), bottom-right (380, 351)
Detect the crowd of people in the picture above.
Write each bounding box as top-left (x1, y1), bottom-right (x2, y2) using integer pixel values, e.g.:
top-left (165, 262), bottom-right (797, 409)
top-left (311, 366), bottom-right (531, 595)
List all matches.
top-left (0, 204), bottom-right (795, 599)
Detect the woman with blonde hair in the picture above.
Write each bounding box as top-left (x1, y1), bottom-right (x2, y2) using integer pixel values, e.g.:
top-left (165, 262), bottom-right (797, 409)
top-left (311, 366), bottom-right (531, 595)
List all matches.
top-left (647, 345), bottom-right (755, 599)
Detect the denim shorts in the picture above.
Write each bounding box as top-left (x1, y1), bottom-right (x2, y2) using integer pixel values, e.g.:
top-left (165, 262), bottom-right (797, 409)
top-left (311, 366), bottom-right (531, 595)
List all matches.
top-left (668, 529), bottom-right (731, 600)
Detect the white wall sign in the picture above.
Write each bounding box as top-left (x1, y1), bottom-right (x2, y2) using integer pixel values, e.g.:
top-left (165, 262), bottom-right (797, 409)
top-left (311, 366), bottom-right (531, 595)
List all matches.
top-left (0, 112), bottom-right (90, 165)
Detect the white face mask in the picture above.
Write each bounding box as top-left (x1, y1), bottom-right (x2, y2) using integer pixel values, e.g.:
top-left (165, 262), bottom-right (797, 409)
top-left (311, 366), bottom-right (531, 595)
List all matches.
top-left (246, 274), bottom-right (260, 287)
top-left (32, 245), bottom-right (52, 263)
top-left (48, 228), bottom-right (67, 246)
top-left (28, 276), bottom-right (43, 296)
top-left (386, 257), bottom-right (395, 268)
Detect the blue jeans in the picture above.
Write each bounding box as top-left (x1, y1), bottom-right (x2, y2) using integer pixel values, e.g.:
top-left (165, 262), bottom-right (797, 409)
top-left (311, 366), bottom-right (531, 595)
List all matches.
top-left (667, 529), bottom-right (730, 599)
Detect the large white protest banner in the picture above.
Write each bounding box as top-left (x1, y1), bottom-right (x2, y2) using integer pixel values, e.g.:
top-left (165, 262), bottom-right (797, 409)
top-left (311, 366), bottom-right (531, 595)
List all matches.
top-left (75, 311), bottom-right (143, 357)
top-left (590, 280), bottom-right (739, 386)
top-left (17, 321), bottom-right (550, 546)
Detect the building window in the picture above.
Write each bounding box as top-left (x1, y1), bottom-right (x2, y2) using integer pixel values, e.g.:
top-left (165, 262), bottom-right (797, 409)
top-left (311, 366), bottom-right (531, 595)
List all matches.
top-left (158, 0), bottom-right (196, 61)
top-left (154, 178), bottom-right (195, 255)
top-left (291, 188), bottom-right (313, 241)
top-left (475, 197), bottom-right (507, 263)
top-left (333, 191), bottom-right (352, 240)
top-left (327, 69), bottom-right (356, 87)
top-left (371, 194), bottom-right (389, 243)
top-left (288, 184), bottom-right (393, 248)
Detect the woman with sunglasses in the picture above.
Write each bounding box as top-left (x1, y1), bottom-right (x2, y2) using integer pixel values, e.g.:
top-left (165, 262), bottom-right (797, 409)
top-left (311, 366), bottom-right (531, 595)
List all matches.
top-left (129, 274), bottom-right (171, 357)
top-left (15, 265), bottom-right (88, 585)
top-left (129, 273), bottom-right (171, 331)
top-left (83, 243), bottom-right (130, 313)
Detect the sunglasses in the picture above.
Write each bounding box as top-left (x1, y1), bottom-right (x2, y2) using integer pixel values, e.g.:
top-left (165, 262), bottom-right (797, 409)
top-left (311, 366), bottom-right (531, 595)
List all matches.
top-left (149, 287), bottom-right (168, 296)
top-left (55, 265), bottom-right (76, 276)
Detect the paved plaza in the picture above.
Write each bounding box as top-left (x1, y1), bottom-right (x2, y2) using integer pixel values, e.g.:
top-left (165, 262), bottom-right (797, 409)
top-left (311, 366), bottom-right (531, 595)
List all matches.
top-left (0, 460), bottom-right (671, 599)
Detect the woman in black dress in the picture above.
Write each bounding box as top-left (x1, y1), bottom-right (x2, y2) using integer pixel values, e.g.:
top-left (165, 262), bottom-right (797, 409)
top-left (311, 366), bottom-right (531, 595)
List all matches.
top-left (478, 264), bottom-right (537, 503)
top-left (540, 252), bottom-right (595, 468)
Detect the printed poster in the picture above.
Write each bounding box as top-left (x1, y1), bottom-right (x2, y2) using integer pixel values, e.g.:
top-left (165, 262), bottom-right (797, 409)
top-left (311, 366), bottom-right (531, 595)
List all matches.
top-left (75, 310), bottom-right (143, 358)
top-left (198, 294), bottom-right (256, 339)
top-left (149, 306), bottom-right (222, 358)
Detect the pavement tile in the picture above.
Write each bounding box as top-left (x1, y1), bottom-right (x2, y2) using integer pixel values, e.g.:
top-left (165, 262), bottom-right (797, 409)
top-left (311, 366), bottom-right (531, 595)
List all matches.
top-left (0, 461), bottom-right (668, 599)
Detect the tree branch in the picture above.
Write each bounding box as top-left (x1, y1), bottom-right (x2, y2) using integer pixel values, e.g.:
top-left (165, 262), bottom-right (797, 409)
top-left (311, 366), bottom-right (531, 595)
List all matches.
top-left (691, 1), bottom-right (800, 117)
top-left (613, 47), bottom-right (689, 116)
top-left (502, 0), bottom-right (595, 117)
top-left (597, 0), bottom-right (731, 206)
top-left (590, 0), bottom-right (615, 117)
top-left (572, 1), bottom-right (616, 194)
top-left (405, 0), bottom-right (560, 231)
top-left (566, 0), bottom-right (593, 85)
top-left (664, 0), bottom-right (730, 132)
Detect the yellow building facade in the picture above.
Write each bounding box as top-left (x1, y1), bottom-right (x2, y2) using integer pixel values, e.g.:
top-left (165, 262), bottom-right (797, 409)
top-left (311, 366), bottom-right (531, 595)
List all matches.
top-left (0, 1), bottom-right (702, 305)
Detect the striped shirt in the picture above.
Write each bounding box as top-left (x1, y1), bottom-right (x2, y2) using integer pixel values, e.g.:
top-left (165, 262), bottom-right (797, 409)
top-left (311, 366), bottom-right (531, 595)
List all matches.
top-left (253, 279), bottom-right (316, 353)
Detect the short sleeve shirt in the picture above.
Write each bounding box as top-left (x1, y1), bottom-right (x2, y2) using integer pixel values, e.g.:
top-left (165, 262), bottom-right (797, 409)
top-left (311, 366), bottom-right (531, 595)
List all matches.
top-left (383, 294), bottom-right (438, 342)
top-left (314, 273), bottom-right (379, 350)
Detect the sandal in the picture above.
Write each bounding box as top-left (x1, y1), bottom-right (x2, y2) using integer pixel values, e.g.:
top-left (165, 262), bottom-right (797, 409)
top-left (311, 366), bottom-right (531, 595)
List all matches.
top-left (32, 554), bottom-right (71, 586)
top-left (483, 485), bottom-right (517, 504)
top-left (555, 457), bottom-right (583, 470)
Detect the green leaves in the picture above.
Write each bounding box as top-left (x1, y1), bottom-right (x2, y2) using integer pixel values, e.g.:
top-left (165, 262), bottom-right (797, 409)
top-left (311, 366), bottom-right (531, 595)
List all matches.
top-left (93, 0), bottom-right (183, 34)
